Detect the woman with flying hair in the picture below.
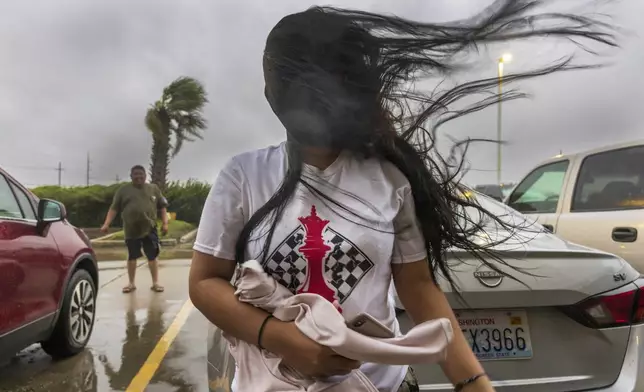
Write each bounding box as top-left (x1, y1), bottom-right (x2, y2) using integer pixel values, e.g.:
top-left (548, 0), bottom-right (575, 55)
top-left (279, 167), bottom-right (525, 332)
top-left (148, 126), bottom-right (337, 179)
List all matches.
top-left (189, 1), bottom-right (616, 391)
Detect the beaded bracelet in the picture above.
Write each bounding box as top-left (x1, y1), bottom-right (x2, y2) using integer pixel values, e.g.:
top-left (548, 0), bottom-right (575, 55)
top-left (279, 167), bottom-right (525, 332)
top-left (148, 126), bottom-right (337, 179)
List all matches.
top-left (454, 373), bottom-right (487, 392)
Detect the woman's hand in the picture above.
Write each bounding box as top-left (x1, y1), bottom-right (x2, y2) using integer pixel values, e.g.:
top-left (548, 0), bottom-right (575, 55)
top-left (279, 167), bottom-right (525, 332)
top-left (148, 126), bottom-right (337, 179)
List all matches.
top-left (263, 319), bottom-right (361, 378)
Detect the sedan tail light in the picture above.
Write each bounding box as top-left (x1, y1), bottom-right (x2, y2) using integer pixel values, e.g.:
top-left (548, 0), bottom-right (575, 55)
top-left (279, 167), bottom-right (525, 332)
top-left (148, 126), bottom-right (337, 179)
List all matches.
top-left (635, 289), bottom-right (644, 323)
top-left (563, 287), bottom-right (644, 329)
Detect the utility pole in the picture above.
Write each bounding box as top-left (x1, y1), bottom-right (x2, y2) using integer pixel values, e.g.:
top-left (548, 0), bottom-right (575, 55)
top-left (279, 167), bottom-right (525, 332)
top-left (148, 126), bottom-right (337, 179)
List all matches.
top-left (496, 53), bottom-right (513, 185)
top-left (115, 174), bottom-right (121, 183)
top-left (56, 162), bottom-right (63, 186)
top-left (86, 152), bottom-right (91, 186)
top-left (497, 61), bottom-right (502, 185)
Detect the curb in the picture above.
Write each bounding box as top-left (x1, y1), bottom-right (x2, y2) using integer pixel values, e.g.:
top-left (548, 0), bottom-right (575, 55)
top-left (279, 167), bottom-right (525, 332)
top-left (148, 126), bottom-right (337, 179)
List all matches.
top-left (92, 239), bottom-right (178, 248)
top-left (179, 228), bottom-right (198, 244)
top-left (93, 232), bottom-right (117, 241)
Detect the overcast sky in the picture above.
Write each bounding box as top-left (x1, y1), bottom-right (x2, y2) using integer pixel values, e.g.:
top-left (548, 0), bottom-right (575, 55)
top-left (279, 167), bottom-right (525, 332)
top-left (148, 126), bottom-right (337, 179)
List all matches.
top-left (0, 0), bottom-right (642, 188)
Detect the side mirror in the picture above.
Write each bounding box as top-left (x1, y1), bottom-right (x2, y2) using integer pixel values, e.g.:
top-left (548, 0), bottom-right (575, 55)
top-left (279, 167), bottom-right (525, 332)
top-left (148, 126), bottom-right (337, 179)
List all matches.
top-left (38, 199), bottom-right (66, 223)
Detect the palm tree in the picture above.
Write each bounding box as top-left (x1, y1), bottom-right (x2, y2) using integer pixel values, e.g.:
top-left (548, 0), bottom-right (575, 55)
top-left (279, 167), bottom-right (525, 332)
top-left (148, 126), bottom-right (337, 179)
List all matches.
top-left (145, 77), bottom-right (208, 189)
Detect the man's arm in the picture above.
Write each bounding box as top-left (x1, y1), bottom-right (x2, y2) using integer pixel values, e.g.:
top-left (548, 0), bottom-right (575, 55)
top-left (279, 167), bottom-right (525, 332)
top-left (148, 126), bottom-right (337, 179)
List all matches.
top-left (159, 207), bottom-right (168, 235)
top-left (101, 209), bottom-right (118, 231)
top-left (393, 260), bottom-right (493, 392)
top-left (101, 188), bottom-right (121, 232)
top-left (156, 185), bottom-right (169, 234)
top-left (160, 207), bottom-right (168, 224)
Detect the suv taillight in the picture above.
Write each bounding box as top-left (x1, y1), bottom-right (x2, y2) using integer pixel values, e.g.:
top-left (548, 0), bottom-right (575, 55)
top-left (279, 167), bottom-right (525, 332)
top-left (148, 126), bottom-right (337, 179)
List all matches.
top-left (564, 287), bottom-right (643, 329)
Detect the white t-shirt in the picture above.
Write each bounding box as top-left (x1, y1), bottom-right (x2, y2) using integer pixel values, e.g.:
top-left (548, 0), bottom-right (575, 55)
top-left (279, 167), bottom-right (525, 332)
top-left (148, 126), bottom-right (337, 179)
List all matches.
top-left (194, 141), bottom-right (427, 392)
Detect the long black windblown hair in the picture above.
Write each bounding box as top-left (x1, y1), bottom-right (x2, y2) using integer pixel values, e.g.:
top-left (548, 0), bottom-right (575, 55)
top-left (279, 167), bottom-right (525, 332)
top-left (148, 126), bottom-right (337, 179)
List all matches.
top-left (234, 0), bottom-right (617, 292)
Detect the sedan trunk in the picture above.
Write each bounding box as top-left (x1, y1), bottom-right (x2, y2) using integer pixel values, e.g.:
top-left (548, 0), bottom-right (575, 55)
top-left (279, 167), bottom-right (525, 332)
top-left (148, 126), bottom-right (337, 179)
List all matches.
top-left (397, 236), bottom-right (640, 392)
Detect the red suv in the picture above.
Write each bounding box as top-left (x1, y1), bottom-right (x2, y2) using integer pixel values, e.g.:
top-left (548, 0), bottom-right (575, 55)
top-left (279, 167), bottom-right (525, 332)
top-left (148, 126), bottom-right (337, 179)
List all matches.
top-left (0, 168), bottom-right (98, 362)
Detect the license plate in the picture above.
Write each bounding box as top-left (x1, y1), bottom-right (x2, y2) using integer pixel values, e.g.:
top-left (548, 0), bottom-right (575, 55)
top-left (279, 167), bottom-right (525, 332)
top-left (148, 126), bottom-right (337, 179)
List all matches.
top-left (455, 309), bottom-right (533, 361)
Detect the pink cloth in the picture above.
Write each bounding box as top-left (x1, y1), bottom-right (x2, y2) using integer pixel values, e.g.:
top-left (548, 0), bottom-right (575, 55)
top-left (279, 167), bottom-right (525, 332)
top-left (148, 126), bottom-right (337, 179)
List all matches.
top-left (224, 260), bottom-right (454, 392)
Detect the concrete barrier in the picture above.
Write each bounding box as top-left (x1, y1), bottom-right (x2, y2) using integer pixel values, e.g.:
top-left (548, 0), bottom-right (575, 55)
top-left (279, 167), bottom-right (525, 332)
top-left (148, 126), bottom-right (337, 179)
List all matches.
top-left (179, 228), bottom-right (198, 244)
top-left (91, 238), bottom-right (178, 248)
top-left (93, 232), bottom-right (117, 241)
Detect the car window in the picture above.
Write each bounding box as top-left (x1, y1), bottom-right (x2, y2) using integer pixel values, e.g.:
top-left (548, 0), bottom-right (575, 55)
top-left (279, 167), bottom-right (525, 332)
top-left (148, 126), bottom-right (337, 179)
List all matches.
top-left (456, 188), bottom-right (539, 237)
top-left (10, 182), bottom-right (36, 220)
top-left (0, 175), bottom-right (24, 219)
top-left (571, 145), bottom-right (644, 212)
top-left (464, 191), bottom-right (530, 223)
top-left (508, 160), bottom-right (569, 214)
top-left (473, 184), bottom-right (508, 201)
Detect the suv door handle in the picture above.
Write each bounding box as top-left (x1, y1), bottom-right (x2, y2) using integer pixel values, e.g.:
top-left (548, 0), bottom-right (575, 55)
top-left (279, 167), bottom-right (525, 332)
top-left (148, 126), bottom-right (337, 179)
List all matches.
top-left (542, 224), bottom-right (554, 233)
top-left (612, 227), bottom-right (638, 243)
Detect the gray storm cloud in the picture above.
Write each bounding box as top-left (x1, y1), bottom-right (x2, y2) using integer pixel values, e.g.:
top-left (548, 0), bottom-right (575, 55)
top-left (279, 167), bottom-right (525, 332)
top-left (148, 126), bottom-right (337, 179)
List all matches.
top-left (0, 0), bottom-right (641, 187)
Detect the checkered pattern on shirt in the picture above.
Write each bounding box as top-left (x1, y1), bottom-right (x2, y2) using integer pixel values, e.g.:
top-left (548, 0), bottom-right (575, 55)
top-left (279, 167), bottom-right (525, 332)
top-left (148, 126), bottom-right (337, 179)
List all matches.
top-left (323, 228), bottom-right (374, 303)
top-left (264, 226), bottom-right (375, 303)
top-left (264, 227), bottom-right (307, 293)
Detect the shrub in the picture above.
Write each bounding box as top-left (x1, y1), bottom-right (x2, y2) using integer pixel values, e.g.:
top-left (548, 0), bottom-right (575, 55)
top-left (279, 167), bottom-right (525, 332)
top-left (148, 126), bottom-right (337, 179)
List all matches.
top-left (31, 184), bottom-right (123, 228)
top-left (164, 180), bottom-right (211, 225)
top-left (30, 180), bottom-right (211, 228)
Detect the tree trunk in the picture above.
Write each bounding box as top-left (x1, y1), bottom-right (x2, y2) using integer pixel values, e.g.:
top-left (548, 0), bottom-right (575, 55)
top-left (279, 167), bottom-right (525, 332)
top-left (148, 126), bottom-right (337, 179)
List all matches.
top-left (150, 128), bottom-right (170, 190)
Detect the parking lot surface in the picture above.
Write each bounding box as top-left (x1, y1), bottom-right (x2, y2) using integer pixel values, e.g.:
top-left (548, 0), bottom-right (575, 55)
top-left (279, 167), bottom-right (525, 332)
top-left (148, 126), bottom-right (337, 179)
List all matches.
top-left (0, 259), bottom-right (209, 392)
top-left (2, 259), bottom-right (641, 392)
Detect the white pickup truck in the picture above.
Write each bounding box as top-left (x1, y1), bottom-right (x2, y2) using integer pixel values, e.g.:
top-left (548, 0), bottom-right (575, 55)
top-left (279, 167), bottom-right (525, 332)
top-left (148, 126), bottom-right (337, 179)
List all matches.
top-left (506, 139), bottom-right (644, 273)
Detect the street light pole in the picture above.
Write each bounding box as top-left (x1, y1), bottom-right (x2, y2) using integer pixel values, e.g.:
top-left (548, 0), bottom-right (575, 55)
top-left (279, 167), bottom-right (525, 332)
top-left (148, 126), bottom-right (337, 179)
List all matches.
top-left (496, 53), bottom-right (512, 185)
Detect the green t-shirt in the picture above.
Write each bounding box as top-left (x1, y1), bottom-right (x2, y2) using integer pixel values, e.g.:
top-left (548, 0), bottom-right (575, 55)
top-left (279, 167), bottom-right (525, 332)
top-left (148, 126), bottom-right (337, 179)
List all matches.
top-left (110, 183), bottom-right (168, 240)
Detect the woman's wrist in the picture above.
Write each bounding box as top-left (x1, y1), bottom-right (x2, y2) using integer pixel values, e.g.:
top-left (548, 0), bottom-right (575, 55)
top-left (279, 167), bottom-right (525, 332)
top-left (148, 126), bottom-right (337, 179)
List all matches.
top-left (257, 314), bottom-right (274, 349)
top-left (257, 317), bottom-right (289, 354)
top-left (457, 374), bottom-right (493, 392)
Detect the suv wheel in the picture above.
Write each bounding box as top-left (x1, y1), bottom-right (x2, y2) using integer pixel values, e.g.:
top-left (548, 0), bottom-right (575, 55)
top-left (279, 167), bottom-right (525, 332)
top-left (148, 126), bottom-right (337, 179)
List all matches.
top-left (41, 269), bottom-right (96, 358)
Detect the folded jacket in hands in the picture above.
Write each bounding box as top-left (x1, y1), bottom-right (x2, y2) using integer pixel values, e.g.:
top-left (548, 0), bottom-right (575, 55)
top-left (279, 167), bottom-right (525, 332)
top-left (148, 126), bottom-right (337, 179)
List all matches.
top-left (223, 260), bottom-right (454, 392)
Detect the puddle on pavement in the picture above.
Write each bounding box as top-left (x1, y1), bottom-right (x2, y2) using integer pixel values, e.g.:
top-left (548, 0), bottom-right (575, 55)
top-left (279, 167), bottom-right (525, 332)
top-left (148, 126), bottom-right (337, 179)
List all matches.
top-left (0, 345), bottom-right (98, 392)
top-left (0, 263), bottom-right (208, 392)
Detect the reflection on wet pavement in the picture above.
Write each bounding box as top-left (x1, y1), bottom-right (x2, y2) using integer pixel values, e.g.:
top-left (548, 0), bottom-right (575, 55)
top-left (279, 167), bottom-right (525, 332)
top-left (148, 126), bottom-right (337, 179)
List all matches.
top-left (98, 293), bottom-right (168, 390)
top-left (0, 347), bottom-right (98, 392)
top-left (148, 310), bottom-right (209, 392)
top-left (0, 260), bottom-right (209, 392)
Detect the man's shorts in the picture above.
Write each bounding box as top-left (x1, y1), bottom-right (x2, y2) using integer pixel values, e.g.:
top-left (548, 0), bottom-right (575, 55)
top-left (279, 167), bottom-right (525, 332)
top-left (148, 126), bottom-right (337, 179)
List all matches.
top-left (125, 227), bottom-right (160, 261)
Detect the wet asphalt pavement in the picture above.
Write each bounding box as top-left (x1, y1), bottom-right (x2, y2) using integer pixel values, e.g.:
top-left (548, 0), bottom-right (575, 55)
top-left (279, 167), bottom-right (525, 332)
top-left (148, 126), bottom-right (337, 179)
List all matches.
top-left (2, 259), bottom-right (640, 391)
top-left (0, 259), bottom-right (209, 392)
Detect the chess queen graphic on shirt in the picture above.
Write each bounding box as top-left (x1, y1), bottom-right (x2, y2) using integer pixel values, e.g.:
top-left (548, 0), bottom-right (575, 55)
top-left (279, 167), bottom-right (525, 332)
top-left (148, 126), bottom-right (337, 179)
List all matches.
top-left (264, 205), bottom-right (375, 313)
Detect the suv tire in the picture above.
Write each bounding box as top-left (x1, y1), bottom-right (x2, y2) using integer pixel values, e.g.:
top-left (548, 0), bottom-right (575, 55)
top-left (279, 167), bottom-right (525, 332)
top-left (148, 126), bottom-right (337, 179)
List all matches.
top-left (42, 269), bottom-right (96, 358)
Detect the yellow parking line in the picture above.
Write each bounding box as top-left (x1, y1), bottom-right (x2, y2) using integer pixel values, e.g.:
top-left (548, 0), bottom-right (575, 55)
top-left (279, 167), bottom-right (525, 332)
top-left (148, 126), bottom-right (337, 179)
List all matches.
top-left (126, 299), bottom-right (195, 392)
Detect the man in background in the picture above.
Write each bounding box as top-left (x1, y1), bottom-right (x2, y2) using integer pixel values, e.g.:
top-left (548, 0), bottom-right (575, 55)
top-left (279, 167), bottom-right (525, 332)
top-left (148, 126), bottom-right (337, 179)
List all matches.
top-left (101, 165), bottom-right (169, 293)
